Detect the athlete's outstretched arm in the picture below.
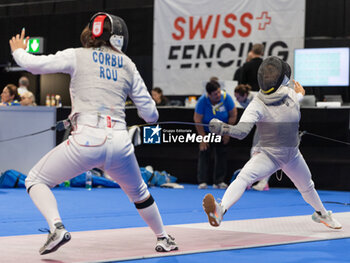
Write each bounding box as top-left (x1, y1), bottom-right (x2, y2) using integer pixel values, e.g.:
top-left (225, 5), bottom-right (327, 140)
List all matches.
top-left (10, 28), bottom-right (75, 75)
top-left (9, 28), bottom-right (29, 52)
top-left (209, 100), bottom-right (261, 140)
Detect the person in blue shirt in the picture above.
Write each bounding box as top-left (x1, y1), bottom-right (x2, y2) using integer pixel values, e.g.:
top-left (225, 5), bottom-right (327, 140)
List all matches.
top-left (234, 84), bottom-right (254, 109)
top-left (194, 78), bottom-right (237, 189)
top-left (0, 84), bottom-right (21, 106)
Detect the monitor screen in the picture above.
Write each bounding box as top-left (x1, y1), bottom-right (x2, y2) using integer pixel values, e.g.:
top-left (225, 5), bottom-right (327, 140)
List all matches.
top-left (294, 47), bottom-right (350, 87)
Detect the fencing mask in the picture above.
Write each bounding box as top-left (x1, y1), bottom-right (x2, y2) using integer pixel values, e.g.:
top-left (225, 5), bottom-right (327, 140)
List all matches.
top-left (89, 12), bottom-right (129, 53)
top-left (258, 56), bottom-right (291, 95)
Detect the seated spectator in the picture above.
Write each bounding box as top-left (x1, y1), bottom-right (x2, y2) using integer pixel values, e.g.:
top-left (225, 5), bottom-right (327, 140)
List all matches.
top-left (151, 87), bottom-right (169, 106)
top-left (18, 76), bottom-right (30, 96)
top-left (234, 84), bottom-right (254, 108)
top-left (0, 84), bottom-right (21, 106)
top-left (20, 91), bottom-right (37, 106)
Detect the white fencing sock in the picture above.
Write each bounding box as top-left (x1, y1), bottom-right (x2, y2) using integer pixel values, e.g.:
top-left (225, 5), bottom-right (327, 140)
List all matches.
top-left (300, 187), bottom-right (327, 215)
top-left (135, 196), bottom-right (167, 238)
top-left (28, 183), bottom-right (62, 232)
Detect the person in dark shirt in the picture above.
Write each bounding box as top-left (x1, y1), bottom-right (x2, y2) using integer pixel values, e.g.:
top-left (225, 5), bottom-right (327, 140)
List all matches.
top-left (233, 51), bottom-right (253, 83)
top-left (240, 43), bottom-right (264, 91)
top-left (151, 87), bottom-right (169, 106)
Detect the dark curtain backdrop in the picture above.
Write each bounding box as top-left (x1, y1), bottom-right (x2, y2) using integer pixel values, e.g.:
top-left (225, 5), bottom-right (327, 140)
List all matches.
top-left (0, 0), bottom-right (153, 88)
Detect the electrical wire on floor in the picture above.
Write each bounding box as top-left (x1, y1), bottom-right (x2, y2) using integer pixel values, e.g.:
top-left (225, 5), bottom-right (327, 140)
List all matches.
top-left (299, 131), bottom-right (350, 206)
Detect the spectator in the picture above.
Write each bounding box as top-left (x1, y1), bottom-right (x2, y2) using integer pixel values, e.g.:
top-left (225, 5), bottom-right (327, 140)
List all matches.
top-left (234, 84), bottom-right (254, 108)
top-left (20, 91), bottom-right (37, 106)
top-left (151, 87), bottom-right (169, 106)
top-left (18, 76), bottom-right (30, 96)
top-left (233, 51), bottom-right (254, 83)
top-left (209, 76), bottom-right (219, 82)
top-left (194, 79), bottom-right (237, 189)
top-left (0, 84), bottom-right (21, 106)
top-left (240, 43), bottom-right (264, 91)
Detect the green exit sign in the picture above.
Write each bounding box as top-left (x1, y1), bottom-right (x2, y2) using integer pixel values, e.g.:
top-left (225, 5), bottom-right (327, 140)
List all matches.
top-left (26, 37), bottom-right (44, 54)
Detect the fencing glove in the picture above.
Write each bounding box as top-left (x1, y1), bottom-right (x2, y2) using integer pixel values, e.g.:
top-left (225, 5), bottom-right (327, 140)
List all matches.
top-left (209, 118), bottom-right (231, 136)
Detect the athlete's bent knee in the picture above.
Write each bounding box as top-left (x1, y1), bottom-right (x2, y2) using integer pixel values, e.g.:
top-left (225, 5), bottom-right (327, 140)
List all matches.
top-left (236, 173), bottom-right (254, 186)
top-left (296, 180), bottom-right (315, 194)
top-left (25, 172), bottom-right (35, 193)
top-left (134, 195), bottom-right (154, 209)
top-left (25, 171), bottom-right (48, 194)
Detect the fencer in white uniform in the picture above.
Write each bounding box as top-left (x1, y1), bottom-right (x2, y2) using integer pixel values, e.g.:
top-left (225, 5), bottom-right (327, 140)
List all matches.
top-left (9, 12), bottom-right (177, 255)
top-left (203, 56), bottom-right (342, 230)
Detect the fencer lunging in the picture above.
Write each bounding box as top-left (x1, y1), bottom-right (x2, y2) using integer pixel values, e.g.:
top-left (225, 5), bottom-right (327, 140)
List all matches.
top-left (9, 12), bottom-right (178, 255)
top-left (203, 56), bottom-right (342, 230)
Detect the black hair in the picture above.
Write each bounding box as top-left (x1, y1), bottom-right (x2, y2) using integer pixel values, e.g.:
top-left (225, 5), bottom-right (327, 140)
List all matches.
top-left (4, 84), bottom-right (20, 101)
top-left (206, 80), bottom-right (220, 94)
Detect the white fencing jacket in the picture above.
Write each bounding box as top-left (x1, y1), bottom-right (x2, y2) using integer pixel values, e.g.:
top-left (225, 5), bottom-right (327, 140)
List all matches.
top-left (12, 46), bottom-right (158, 127)
top-left (228, 85), bottom-right (304, 162)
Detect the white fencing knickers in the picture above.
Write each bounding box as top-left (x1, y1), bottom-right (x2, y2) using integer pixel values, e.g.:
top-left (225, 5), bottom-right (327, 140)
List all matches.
top-left (225, 148), bottom-right (326, 213)
top-left (237, 148), bottom-right (314, 192)
top-left (25, 114), bottom-right (149, 203)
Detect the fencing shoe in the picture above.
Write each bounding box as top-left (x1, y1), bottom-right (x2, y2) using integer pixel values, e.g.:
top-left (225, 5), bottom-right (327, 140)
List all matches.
top-left (312, 211), bottom-right (342, 229)
top-left (213, 182), bottom-right (228, 189)
top-left (198, 183), bottom-right (208, 189)
top-left (39, 222), bottom-right (71, 255)
top-left (203, 193), bottom-right (224, 227)
top-left (155, 235), bottom-right (178, 252)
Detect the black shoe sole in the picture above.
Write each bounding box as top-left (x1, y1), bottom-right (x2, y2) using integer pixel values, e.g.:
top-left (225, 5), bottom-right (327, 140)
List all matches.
top-left (40, 232), bottom-right (71, 255)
